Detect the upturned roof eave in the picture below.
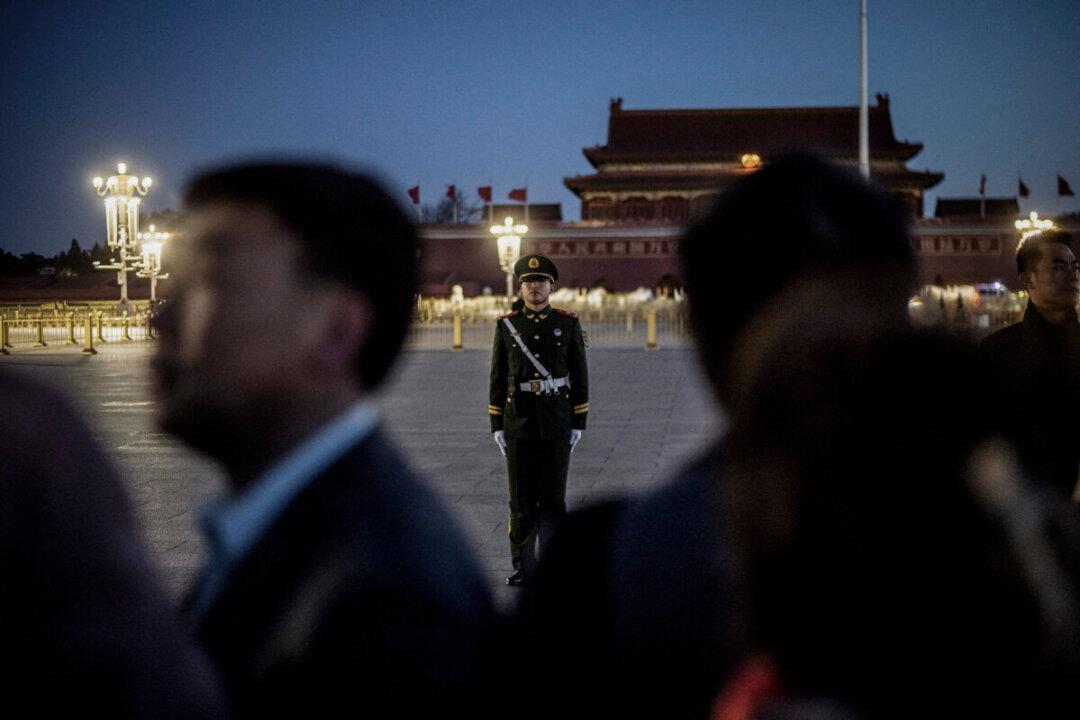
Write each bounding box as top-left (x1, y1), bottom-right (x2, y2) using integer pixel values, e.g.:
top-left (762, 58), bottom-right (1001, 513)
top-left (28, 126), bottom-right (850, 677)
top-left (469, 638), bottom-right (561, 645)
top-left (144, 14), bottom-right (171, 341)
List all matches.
top-left (582, 146), bottom-right (606, 169)
top-left (563, 167), bottom-right (945, 197)
top-left (583, 145), bottom-right (922, 165)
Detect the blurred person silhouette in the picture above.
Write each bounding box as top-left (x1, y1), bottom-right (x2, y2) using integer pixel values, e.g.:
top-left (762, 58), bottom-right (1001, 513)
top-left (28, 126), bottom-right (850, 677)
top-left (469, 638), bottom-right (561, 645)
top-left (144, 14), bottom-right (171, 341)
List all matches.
top-left (706, 279), bottom-right (1079, 719)
top-left (979, 229), bottom-right (1080, 500)
top-left (513, 154), bottom-right (919, 718)
top-left (152, 161), bottom-right (494, 718)
top-left (0, 370), bottom-right (224, 718)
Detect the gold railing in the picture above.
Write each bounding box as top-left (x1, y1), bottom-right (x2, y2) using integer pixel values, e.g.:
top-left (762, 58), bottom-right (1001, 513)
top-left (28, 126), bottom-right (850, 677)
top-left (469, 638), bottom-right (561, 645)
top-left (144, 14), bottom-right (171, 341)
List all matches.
top-left (908, 286), bottom-right (1028, 342)
top-left (0, 300), bottom-right (156, 318)
top-left (0, 286), bottom-right (1028, 356)
top-left (0, 303), bottom-right (156, 355)
top-left (411, 284), bottom-right (1037, 351)
top-left (409, 293), bottom-right (690, 350)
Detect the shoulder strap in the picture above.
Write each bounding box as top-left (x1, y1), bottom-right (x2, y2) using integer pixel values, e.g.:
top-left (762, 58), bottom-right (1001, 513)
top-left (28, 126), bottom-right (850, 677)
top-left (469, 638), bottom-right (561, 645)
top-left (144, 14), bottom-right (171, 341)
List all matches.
top-left (501, 316), bottom-right (553, 379)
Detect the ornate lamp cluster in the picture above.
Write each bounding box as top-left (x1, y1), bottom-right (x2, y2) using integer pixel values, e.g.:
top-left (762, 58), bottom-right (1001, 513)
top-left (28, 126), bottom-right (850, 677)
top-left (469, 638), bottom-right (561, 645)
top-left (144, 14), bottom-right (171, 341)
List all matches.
top-left (135, 225), bottom-right (170, 301)
top-left (91, 161), bottom-right (166, 303)
top-left (490, 216), bottom-right (528, 299)
top-left (1014, 210), bottom-right (1055, 240)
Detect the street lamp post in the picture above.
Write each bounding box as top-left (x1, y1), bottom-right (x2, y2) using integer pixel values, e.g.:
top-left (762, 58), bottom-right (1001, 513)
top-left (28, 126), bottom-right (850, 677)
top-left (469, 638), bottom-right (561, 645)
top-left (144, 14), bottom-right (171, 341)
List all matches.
top-left (135, 225), bottom-right (170, 302)
top-left (92, 161), bottom-right (153, 305)
top-left (490, 216), bottom-right (527, 299)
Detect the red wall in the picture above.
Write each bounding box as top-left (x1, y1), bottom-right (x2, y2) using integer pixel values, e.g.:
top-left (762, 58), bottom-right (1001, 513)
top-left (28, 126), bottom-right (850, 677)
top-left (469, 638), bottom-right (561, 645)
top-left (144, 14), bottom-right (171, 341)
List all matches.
top-left (419, 220), bottom-right (1063, 295)
top-left (420, 225), bottom-right (682, 293)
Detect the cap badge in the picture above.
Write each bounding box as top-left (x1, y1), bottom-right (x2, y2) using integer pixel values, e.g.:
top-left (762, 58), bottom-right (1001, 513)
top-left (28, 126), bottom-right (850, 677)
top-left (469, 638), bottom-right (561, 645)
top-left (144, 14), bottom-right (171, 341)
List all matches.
top-left (528, 257), bottom-right (539, 269)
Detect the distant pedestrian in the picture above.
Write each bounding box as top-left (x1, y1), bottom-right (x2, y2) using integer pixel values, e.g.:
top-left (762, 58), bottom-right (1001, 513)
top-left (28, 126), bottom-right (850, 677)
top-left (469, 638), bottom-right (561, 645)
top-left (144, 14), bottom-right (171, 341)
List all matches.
top-left (980, 229), bottom-right (1080, 500)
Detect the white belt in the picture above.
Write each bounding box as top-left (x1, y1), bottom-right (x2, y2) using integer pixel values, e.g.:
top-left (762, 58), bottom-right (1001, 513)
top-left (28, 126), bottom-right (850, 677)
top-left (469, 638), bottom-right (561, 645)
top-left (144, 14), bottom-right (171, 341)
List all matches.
top-left (518, 376), bottom-right (570, 394)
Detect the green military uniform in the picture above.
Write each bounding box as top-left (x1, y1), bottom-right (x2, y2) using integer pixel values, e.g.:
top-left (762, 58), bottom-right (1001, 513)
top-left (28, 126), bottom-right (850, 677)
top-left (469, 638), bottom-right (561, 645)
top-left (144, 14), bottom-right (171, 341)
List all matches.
top-left (489, 255), bottom-right (588, 579)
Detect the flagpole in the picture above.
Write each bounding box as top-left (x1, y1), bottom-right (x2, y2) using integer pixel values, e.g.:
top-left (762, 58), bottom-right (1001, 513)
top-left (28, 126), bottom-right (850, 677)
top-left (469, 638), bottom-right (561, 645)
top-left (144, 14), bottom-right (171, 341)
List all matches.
top-left (453, 183), bottom-right (458, 224)
top-left (859, 0), bottom-right (870, 179)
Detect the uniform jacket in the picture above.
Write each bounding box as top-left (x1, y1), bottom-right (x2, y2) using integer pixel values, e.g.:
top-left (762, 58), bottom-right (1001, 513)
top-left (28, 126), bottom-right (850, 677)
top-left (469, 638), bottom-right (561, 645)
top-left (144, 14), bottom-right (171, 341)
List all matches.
top-left (489, 305), bottom-right (589, 438)
top-left (189, 428), bottom-right (496, 718)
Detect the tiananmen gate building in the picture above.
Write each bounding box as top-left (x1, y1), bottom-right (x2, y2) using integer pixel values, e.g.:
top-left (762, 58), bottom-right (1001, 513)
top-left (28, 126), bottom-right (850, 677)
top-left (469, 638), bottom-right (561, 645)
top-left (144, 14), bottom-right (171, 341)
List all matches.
top-left (417, 96), bottom-right (1071, 295)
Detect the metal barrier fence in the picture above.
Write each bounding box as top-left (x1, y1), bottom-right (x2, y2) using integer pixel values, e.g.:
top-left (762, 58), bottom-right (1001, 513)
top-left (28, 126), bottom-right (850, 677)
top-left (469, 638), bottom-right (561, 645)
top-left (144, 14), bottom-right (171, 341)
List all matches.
top-left (908, 286), bottom-right (1028, 343)
top-left (0, 300), bottom-right (156, 319)
top-left (0, 307), bottom-right (154, 355)
top-left (407, 302), bottom-right (691, 350)
top-left (408, 286), bottom-right (1035, 350)
top-left (0, 287), bottom-right (1029, 355)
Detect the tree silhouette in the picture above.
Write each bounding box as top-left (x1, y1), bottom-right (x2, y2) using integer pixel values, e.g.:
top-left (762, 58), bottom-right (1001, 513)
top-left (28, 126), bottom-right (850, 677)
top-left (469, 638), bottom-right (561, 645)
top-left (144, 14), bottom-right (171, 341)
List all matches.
top-left (422, 191), bottom-right (482, 224)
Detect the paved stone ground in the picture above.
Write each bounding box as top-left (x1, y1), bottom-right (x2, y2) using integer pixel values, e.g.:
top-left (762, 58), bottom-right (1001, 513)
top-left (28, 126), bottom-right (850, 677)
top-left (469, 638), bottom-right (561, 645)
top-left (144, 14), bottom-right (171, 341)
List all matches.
top-left (3, 342), bottom-right (721, 608)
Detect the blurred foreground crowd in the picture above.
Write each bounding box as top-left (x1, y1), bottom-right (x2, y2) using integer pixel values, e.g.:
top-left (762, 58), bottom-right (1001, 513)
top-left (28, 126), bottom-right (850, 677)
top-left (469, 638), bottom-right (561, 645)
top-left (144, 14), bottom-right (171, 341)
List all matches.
top-left (2, 155), bottom-right (1078, 719)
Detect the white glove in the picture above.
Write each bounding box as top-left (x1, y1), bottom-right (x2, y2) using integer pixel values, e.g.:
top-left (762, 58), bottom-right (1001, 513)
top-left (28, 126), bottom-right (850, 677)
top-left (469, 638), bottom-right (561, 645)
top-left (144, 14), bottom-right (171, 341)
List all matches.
top-left (493, 430), bottom-right (507, 457)
top-left (569, 429), bottom-right (583, 453)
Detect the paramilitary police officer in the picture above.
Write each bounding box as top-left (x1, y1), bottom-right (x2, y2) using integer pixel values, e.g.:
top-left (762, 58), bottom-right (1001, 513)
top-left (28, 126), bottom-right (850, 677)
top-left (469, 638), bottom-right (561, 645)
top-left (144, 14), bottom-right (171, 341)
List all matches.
top-left (489, 254), bottom-right (589, 586)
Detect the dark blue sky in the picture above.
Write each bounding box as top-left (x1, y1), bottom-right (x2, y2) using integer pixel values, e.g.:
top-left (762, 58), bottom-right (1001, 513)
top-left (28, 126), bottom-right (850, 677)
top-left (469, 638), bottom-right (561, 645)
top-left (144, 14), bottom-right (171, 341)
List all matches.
top-left (2, 1), bottom-right (1078, 255)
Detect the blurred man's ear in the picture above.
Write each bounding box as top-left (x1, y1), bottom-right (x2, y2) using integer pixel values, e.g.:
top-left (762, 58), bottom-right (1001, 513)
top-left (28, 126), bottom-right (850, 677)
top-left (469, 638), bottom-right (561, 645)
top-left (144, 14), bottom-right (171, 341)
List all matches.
top-left (1019, 271), bottom-right (1034, 293)
top-left (310, 288), bottom-right (372, 375)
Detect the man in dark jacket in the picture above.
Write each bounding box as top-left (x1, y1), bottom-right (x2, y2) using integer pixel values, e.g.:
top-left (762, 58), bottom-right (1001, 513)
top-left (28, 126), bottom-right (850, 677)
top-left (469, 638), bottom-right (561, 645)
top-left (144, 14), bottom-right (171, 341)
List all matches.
top-left (153, 162), bottom-right (495, 718)
top-left (980, 229), bottom-right (1080, 500)
top-left (489, 254), bottom-right (589, 586)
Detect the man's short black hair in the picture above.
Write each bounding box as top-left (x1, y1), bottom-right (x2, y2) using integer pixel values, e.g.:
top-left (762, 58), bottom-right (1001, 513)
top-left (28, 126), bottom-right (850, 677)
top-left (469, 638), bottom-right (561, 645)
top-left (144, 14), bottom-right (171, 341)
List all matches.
top-left (184, 161), bottom-right (418, 390)
top-left (1016, 229), bottom-right (1074, 275)
top-left (680, 153), bottom-right (914, 394)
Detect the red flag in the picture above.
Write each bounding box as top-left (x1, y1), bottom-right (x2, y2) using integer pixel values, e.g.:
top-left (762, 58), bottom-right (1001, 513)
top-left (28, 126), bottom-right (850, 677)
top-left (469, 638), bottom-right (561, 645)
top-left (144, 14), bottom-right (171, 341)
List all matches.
top-left (1018, 178), bottom-right (1030, 198)
top-left (978, 175), bottom-right (986, 196)
top-left (1059, 175), bottom-right (1075, 197)
top-left (477, 186), bottom-right (492, 203)
top-left (407, 185), bottom-right (420, 204)
top-left (446, 185), bottom-right (456, 200)
top-left (508, 188), bottom-right (527, 203)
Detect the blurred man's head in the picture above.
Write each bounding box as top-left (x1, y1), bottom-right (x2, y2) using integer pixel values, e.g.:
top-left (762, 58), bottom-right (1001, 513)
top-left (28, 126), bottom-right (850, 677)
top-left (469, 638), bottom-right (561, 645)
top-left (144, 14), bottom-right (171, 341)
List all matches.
top-left (680, 153), bottom-right (914, 402)
top-left (152, 162), bottom-right (417, 479)
top-left (1016, 230), bottom-right (1079, 317)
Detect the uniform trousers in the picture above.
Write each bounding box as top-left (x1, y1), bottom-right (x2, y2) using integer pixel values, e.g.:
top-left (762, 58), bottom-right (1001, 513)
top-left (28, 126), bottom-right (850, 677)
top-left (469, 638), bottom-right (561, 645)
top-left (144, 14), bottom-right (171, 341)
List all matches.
top-left (506, 436), bottom-right (570, 571)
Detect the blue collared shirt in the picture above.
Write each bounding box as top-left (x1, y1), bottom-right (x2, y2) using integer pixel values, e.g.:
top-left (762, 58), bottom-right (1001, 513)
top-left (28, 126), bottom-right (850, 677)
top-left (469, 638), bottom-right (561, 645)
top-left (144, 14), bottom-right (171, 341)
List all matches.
top-left (189, 401), bottom-right (380, 620)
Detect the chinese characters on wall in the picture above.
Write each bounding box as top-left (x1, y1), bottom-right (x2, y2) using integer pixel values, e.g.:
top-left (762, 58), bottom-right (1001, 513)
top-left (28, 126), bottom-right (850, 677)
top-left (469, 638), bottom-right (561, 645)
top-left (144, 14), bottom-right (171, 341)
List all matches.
top-left (912, 235), bottom-right (1007, 256)
top-left (531, 239), bottom-right (678, 258)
